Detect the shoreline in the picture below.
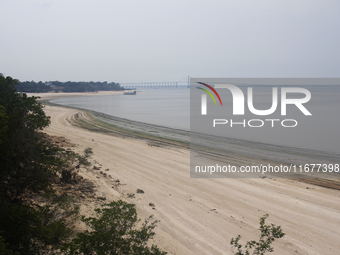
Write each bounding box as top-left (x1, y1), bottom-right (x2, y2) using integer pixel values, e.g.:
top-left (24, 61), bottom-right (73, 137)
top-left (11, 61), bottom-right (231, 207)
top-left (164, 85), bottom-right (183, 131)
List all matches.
top-left (36, 91), bottom-right (339, 169)
top-left (27, 90), bottom-right (125, 100)
top-left (63, 105), bottom-right (340, 186)
top-left (44, 100), bottom-right (190, 147)
top-left (39, 90), bottom-right (340, 185)
top-left (42, 102), bottom-right (340, 255)
top-left (43, 94), bottom-right (339, 180)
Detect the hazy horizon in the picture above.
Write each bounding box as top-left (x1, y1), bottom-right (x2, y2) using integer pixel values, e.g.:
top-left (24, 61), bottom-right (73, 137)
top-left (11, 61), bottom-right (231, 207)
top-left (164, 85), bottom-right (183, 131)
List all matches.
top-left (1, 0), bottom-right (340, 83)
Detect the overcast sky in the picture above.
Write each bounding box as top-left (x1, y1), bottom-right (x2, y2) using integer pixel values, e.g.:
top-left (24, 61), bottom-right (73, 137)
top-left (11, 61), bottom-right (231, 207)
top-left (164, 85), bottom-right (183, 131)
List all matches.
top-left (1, 0), bottom-right (339, 83)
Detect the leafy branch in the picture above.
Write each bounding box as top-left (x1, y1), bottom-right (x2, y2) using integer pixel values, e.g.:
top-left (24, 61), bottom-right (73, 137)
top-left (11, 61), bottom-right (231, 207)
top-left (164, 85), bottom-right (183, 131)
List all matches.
top-left (230, 214), bottom-right (285, 255)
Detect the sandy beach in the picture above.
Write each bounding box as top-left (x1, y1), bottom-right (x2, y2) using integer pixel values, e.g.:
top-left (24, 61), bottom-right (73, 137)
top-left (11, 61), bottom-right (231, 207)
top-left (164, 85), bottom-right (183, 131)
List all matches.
top-left (28, 91), bottom-right (124, 101)
top-left (42, 101), bottom-right (340, 255)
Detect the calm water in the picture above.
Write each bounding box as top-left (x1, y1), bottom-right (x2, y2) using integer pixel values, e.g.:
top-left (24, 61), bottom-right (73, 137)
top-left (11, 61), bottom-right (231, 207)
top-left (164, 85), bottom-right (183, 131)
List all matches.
top-left (51, 87), bottom-right (340, 154)
top-left (51, 88), bottom-right (190, 130)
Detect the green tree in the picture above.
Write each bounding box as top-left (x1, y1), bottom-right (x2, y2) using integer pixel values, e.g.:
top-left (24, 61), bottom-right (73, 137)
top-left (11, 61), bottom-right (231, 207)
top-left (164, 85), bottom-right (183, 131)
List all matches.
top-left (1, 74), bottom-right (164, 254)
top-left (60, 147), bottom-right (93, 183)
top-left (66, 200), bottom-right (167, 255)
top-left (0, 74), bottom-right (78, 254)
top-left (0, 236), bottom-right (18, 255)
top-left (0, 74), bottom-right (51, 197)
top-left (16, 81), bottom-right (50, 93)
top-left (230, 214), bottom-right (285, 255)
top-left (0, 194), bottom-right (79, 254)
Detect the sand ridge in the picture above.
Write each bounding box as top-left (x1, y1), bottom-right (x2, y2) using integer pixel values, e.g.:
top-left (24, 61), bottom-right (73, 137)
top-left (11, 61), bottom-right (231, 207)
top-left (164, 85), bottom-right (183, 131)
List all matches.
top-left (43, 104), bottom-right (340, 255)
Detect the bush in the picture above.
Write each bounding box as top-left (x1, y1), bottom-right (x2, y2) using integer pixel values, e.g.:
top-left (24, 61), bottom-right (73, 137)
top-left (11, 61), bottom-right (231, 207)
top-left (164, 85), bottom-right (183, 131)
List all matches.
top-left (65, 200), bottom-right (167, 255)
top-left (230, 214), bottom-right (285, 255)
top-left (61, 147), bottom-right (93, 183)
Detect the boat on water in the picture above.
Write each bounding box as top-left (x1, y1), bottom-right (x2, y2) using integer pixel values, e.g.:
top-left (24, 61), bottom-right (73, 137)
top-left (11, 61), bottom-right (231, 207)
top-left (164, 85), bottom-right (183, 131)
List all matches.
top-left (124, 90), bottom-right (136, 95)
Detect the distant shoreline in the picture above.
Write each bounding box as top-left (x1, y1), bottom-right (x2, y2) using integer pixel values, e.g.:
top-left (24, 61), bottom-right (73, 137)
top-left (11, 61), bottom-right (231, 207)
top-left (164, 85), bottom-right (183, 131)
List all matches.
top-left (27, 90), bottom-right (125, 101)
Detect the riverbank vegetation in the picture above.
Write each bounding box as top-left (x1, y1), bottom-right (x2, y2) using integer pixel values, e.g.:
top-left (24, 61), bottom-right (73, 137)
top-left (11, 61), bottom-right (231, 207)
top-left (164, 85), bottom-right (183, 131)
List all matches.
top-left (0, 74), bottom-right (165, 254)
top-left (16, 80), bottom-right (124, 93)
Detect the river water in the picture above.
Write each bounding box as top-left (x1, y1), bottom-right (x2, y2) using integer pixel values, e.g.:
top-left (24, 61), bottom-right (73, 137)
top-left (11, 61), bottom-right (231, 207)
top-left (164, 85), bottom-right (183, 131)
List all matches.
top-left (51, 88), bottom-right (189, 130)
top-left (50, 86), bottom-right (340, 155)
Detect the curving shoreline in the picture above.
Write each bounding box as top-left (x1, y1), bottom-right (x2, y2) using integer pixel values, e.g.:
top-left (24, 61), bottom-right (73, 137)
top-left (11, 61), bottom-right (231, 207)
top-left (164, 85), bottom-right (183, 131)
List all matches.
top-left (38, 91), bottom-right (340, 182)
top-left (35, 91), bottom-right (340, 167)
top-left (45, 96), bottom-right (339, 171)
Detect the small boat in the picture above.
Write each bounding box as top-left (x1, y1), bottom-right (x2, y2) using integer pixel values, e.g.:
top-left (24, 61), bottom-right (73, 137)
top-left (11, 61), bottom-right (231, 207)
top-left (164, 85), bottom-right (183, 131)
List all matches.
top-left (124, 90), bottom-right (136, 95)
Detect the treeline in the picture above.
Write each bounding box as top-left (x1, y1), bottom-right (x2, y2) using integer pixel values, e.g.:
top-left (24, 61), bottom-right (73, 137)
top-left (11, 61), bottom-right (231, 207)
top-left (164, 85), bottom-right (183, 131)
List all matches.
top-left (16, 80), bottom-right (124, 93)
top-left (17, 81), bottom-right (51, 92)
top-left (0, 74), bottom-right (166, 255)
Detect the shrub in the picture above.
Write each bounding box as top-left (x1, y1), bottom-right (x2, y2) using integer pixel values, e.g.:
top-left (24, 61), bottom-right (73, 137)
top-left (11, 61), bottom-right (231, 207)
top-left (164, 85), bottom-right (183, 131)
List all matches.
top-left (65, 200), bottom-right (167, 255)
top-left (230, 214), bottom-right (285, 255)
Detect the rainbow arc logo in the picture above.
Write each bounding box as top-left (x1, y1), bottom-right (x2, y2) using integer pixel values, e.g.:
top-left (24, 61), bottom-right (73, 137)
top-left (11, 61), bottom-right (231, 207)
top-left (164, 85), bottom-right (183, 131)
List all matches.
top-left (196, 82), bottom-right (223, 106)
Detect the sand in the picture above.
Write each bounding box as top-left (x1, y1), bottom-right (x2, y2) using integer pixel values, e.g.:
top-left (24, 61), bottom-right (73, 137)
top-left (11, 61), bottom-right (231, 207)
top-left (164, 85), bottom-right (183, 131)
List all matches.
top-left (42, 103), bottom-right (340, 255)
top-left (27, 90), bottom-right (124, 100)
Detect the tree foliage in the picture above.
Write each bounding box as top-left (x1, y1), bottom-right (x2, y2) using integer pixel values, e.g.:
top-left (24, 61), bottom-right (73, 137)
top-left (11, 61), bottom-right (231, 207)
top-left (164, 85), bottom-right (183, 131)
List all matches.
top-left (65, 200), bottom-right (167, 255)
top-left (230, 214), bottom-right (285, 255)
top-left (16, 81), bottom-right (50, 93)
top-left (0, 74), bottom-right (78, 254)
top-left (0, 194), bottom-right (79, 254)
top-left (1, 74), bottom-right (165, 254)
top-left (60, 147), bottom-right (93, 183)
top-left (16, 80), bottom-right (124, 93)
top-left (0, 74), bottom-right (52, 196)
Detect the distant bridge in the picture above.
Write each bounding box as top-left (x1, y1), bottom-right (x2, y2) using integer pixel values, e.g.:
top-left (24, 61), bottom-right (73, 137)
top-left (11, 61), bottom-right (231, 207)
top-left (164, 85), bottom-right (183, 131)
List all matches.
top-left (120, 77), bottom-right (190, 89)
top-left (120, 82), bottom-right (187, 89)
